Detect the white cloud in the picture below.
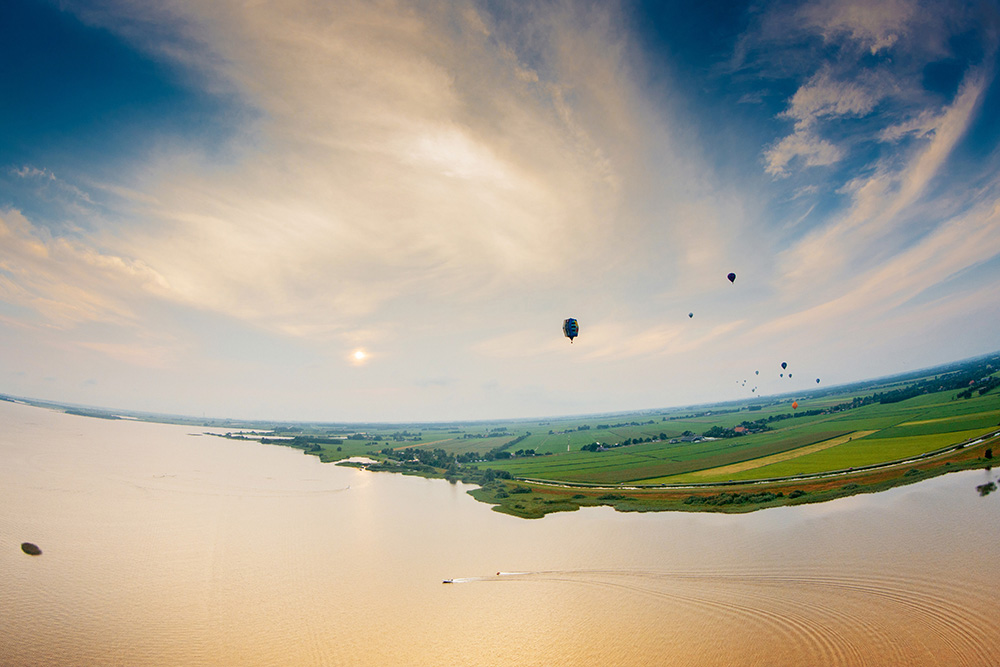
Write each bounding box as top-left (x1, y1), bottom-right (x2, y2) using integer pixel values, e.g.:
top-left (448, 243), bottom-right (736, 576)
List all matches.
top-left (30, 0), bottom-right (728, 350)
top-left (782, 69), bottom-right (884, 125)
top-left (0, 208), bottom-right (170, 328)
top-left (765, 131), bottom-right (844, 176)
top-left (764, 68), bottom-right (885, 176)
top-left (756, 0), bottom-right (982, 178)
top-left (12, 166), bottom-right (56, 180)
top-left (878, 108), bottom-right (941, 142)
top-left (759, 193), bottom-right (1000, 338)
top-left (780, 66), bottom-right (988, 286)
top-left (10, 165), bottom-right (95, 205)
top-left (797, 0), bottom-right (918, 54)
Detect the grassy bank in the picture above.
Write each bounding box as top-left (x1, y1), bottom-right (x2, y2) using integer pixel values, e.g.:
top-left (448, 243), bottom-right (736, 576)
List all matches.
top-left (466, 437), bottom-right (997, 518)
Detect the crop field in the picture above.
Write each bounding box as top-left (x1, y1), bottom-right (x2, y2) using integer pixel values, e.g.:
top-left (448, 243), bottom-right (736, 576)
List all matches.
top-left (482, 429), bottom-right (853, 483)
top-left (659, 429), bottom-right (988, 483)
top-left (652, 431), bottom-right (876, 483)
top-left (428, 373), bottom-right (1000, 485)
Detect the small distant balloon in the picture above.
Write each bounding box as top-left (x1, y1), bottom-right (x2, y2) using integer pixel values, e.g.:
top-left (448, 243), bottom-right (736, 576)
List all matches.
top-left (727, 272), bottom-right (736, 283)
top-left (562, 318), bottom-right (579, 343)
top-left (781, 362), bottom-right (787, 370)
top-left (788, 373), bottom-right (792, 378)
top-left (780, 373), bottom-right (783, 378)
top-left (792, 401), bottom-right (799, 409)
top-left (755, 370), bottom-right (759, 375)
top-left (816, 378), bottom-right (821, 384)
top-left (688, 312), bottom-right (694, 318)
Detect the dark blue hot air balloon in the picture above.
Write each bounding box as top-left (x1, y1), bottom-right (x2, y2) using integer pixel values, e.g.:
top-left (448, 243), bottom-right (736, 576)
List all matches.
top-left (563, 318), bottom-right (579, 343)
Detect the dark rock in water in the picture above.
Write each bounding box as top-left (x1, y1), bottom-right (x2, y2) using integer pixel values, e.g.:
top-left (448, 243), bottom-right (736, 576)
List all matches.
top-left (21, 542), bottom-right (42, 556)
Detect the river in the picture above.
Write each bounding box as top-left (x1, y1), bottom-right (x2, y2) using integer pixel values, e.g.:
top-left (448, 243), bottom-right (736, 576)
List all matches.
top-left (1, 400), bottom-right (998, 666)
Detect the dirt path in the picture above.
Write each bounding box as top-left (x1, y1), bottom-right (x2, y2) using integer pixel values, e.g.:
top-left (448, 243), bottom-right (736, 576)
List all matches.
top-left (683, 430), bottom-right (877, 479)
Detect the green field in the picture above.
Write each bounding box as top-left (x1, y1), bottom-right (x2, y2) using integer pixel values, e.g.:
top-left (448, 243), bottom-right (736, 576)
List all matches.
top-left (658, 429), bottom-right (990, 483)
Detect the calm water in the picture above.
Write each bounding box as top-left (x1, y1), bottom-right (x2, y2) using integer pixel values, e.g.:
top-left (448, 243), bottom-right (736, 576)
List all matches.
top-left (2, 400), bottom-right (998, 666)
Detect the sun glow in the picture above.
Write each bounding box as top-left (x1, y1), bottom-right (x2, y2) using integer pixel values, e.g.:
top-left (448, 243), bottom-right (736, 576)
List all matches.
top-left (351, 349), bottom-right (368, 365)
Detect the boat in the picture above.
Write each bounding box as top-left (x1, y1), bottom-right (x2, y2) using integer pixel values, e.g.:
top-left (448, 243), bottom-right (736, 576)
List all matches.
top-left (21, 542), bottom-right (42, 556)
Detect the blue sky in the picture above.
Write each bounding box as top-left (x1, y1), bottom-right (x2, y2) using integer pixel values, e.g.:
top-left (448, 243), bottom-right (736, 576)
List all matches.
top-left (2, 0), bottom-right (999, 421)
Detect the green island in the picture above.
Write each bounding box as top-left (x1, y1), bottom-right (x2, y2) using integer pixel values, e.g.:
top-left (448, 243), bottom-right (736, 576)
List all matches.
top-left (4, 353), bottom-right (999, 519)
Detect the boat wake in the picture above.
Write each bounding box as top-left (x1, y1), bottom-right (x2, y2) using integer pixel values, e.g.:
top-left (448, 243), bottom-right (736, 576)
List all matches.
top-left (441, 567), bottom-right (998, 665)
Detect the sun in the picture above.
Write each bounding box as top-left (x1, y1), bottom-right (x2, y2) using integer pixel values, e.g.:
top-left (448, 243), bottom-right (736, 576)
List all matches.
top-left (351, 349), bottom-right (369, 365)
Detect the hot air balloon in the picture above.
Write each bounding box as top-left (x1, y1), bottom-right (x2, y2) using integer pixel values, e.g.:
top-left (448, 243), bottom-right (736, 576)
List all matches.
top-left (688, 312), bottom-right (694, 318)
top-left (781, 362), bottom-right (787, 370)
top-left (816, 378), bottom-right (821, 384)
top-left (727, 272), bottom-right (736, 283)
top-left (780, 373), bottom-right (784, 377)
top-left (755, 370), bottom-right (759, 375)
top-left (788, 373), bottom-right (792, 378)
top-left (563, 318), bottom-right (579, 343)
top-left (792, 401), bottom-right (799, 409)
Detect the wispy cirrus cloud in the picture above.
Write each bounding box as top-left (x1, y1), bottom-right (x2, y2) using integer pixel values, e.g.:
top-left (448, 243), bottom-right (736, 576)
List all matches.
top-left (9, 164), bottom-right (95, 206)
top-left (761, 191), bottom-right (1000, 337)
top-left (0, 208), bottom-right (169, 328)
top-left (764, 68), bottom-right (887, 175)
top-left (779, 67), bottom-right (991, 290)
top-left (54, 1), bottom-right (645, 337)
top-left (12, 166), bottom-right (56, 180)
top-left (754, 0), bottom-right (982, 178)
top-left (797, 0), bottom-right (919, 55)
top-left (27, 0), bottom-right (734, 352)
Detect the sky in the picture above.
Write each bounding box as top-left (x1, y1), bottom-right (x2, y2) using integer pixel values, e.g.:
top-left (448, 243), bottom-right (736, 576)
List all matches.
top-left (2, 0), bottom-right (999, 422)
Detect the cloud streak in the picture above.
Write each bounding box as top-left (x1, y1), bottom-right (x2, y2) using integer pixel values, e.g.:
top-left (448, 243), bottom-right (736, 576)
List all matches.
top-left (0, 208), bottom-right (170, 328)
top-left (69, 1), bottom-right (652, 337)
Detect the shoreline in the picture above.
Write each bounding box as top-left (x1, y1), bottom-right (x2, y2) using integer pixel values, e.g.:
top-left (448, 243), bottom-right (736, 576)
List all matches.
top-left (330, 431), bottom-right (998, 519)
